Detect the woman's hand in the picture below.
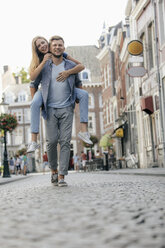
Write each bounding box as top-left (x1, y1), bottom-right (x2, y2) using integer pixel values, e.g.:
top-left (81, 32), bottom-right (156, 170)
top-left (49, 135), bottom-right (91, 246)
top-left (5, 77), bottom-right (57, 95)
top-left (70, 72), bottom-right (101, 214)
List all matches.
top-left (42, 53), bottom-right (52, 63)
top-left (56, 71), bottom-right (70, 82)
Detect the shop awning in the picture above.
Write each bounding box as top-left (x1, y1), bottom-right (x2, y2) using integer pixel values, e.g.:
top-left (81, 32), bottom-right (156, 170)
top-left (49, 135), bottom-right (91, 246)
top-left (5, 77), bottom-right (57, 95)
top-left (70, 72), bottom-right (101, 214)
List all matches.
top-left (99, 134), bottom-right (113, 147)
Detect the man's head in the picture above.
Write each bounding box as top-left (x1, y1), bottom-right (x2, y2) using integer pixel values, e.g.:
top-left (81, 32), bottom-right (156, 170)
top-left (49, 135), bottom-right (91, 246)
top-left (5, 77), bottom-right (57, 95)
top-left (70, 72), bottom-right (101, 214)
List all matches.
top-left (49, 35), bottom-right (65, 58)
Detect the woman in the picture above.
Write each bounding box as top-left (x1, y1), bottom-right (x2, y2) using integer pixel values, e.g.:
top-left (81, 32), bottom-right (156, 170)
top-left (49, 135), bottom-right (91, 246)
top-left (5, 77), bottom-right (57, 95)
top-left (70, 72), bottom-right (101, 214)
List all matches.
top-left (27, 36), bottom-right (92, 153)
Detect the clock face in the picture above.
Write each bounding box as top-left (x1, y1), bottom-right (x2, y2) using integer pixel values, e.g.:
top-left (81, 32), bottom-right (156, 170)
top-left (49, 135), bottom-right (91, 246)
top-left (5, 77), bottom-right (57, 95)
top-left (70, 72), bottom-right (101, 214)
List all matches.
top-left (100, 36), bottom-right (105, 42)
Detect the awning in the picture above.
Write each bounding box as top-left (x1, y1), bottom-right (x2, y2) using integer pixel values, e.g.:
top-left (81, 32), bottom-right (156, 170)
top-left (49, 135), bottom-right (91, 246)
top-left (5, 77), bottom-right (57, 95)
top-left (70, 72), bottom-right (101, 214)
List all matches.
top-left (99, 134), bottom-right (113, 147)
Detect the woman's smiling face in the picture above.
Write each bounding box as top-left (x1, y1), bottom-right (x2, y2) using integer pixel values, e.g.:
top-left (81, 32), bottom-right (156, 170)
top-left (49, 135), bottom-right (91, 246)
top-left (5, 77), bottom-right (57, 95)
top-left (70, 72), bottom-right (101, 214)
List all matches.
top-left (35, 38), bottom-right (49, 54)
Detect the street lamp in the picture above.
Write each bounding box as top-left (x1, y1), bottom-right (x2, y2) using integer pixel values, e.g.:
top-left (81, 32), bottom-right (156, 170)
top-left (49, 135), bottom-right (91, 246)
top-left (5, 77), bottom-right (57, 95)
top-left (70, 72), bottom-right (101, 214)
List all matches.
top-left (0, 97), bottom-right (10, 177)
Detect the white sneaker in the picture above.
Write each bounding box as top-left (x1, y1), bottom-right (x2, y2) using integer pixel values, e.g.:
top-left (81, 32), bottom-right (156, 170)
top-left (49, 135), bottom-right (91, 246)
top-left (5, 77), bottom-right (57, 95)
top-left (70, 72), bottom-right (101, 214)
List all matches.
top-left (58, 179), bottom-right (68, 187)
top-left (27, 142), bottom-right (40, 153)
top-left (78, 132), bottom-right (93, 145)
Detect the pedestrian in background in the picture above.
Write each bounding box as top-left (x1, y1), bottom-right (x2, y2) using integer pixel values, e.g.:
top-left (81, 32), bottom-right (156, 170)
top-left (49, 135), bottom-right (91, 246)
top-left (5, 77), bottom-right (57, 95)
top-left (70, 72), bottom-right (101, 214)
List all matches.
top-left (81, 151), bottom-right (87, 172)
top-left (9, 157), bottom-right (15, 174)
top-left (15, 154), bottom-right (21, 175)
top-left (73, 153), bottom-right (80, 171)
top-left (22, 152), bottom-right (28, 175)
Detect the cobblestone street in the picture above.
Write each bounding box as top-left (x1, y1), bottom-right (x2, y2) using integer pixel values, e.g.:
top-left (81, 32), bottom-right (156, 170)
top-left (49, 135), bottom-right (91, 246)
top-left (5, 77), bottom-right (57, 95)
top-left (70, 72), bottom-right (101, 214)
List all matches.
top-left (0, 172), bottom-right (165, 248)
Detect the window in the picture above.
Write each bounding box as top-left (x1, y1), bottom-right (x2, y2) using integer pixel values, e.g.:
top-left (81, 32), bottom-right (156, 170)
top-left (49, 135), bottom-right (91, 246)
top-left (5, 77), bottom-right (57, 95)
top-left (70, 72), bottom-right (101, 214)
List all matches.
top-left (158, 0), bottom-right (165, 45)
top-left (143, 115), bottom-right (152, 147)
top-left (99, 112), bottom-right (104, 134)
top-left (109, 102), bottom-right (113, 123)
top-left (79, 69), bottom-right (91, 81)
top-left (148, 22), bottom-right (155, 70)
top-left (82, 72), bottom-right (88, 80)
top-left (107, 64), bottom-right (110, 86)
top-left (11, 109), bottom-right (23, 123)
top-left (106, 103), bottom-right (109, 125)
top-left (88, 113), bottom-right (96, 134)
top-left (140, 32), bottom-right (147, 69)
top-left (99, 94), bottom-right (103, 108)
top-left (5, 92), bottom-right (15, 104)
top-left (13, 127), bottom-right (23, 145)
top-left (155, 111), bottom-right (162, 143)
top-left (154, 94), bottom-right (159, 111)
top-left (24, 109), bottom-right (30, 123)
top-left (18, 90), bottom-right (27, 102)
top-left (104, 67), bottom-right (107, 88)
top-left (113, 106), bottom-right (117, 124)
top-left (88, 94), bottom-right (94, 109)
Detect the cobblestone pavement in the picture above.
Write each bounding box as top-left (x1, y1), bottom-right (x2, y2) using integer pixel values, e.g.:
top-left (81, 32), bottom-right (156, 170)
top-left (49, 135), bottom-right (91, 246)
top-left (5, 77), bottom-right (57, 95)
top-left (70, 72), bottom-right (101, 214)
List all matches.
top-left (0, 172), bottom-right (165, 248)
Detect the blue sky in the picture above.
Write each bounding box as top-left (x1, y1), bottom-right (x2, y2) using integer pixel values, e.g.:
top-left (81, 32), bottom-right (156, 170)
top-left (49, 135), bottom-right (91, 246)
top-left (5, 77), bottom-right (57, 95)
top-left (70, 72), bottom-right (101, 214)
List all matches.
top-left (0, 0), bottom-right (128, 73)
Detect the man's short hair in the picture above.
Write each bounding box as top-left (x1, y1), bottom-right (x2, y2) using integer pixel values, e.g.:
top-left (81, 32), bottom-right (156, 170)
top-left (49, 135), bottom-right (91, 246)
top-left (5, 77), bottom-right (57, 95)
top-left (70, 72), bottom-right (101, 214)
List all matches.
top-left (49, 35), bottom-right (64, 44)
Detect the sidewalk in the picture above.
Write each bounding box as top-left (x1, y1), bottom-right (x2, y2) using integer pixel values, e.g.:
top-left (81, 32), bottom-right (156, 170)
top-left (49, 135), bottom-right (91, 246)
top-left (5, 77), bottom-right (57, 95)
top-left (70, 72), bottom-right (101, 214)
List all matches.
top-left (0, 167), bottom-right (165, 185)
top-left (99, 167), bottom-right (165, 177)
top-left (0, 174), bottom-right (32, 185)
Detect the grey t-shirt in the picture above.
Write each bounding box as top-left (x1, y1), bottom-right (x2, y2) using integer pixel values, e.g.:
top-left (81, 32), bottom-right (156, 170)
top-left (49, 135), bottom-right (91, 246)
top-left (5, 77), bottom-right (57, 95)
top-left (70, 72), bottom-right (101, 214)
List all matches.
top-left (47, 61), bottom-right (71, 108)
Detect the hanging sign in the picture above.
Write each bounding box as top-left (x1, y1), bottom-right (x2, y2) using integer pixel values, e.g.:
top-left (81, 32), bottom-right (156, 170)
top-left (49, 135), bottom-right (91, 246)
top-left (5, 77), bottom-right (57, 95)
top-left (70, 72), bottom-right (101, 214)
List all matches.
top-left (115, 128), bottom-right (124, 138)
top-left (127, 66), bottom-right (147, 77)
top-left (127, 40), bottom-right (143, 56)
top-left (128, 56), bottom-right (144, 63)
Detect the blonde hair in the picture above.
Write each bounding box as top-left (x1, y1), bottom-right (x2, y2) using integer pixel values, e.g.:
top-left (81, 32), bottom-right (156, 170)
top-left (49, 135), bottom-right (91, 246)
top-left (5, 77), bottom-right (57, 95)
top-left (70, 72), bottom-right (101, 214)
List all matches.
top-left (49, 35), bottom-right (64, 44)
top-left (29, 36), bottom-right (48, 75)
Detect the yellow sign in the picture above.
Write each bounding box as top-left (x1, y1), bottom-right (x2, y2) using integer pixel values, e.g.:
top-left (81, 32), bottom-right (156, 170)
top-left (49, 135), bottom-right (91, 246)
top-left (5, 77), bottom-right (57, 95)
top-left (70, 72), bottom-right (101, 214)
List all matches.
top-left (115, 128), bottom-right (124, 138)
top-left (127, 40), bottom-right (143, 56)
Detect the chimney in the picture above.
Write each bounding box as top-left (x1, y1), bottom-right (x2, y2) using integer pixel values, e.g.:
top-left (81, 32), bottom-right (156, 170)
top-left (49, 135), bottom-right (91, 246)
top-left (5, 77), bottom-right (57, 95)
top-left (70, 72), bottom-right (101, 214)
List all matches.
top-left (15, 76), bottom-right (22, 84)
top-left (3, 65), bottom-right (9, 73)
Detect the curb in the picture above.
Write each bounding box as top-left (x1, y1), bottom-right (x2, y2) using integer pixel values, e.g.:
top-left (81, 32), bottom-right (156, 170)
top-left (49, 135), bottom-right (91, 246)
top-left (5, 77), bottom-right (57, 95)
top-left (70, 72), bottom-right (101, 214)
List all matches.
top-left (0, 175), bottom-right (32, 185)
top-left (106, 171), bottom-right (165, 177)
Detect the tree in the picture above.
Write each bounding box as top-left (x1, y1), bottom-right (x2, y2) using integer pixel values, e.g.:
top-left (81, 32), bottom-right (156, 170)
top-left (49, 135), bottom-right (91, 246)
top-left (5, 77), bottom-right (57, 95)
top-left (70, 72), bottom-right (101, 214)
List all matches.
top-left (82, 135), bottom-right (98, 148)
top-left (17, 148), bottom-right (27, 156)
top-left (13, 67), bottom-right (30, 84)
top-left (82, 135), bottom-right (99, 159)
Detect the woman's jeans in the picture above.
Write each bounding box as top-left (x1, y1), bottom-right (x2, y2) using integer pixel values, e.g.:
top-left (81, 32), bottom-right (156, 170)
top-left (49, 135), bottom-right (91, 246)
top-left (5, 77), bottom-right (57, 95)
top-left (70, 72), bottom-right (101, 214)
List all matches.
top-left (30, 88), bottom-right (88, 133)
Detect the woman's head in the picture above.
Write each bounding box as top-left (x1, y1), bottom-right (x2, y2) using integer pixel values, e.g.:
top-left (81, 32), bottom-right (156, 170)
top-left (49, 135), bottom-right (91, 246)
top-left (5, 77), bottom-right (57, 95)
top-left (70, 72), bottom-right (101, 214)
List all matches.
top-left (29, 36), bottom-right (49, 74)
top-left (33, 36), bottom-right (49, 56)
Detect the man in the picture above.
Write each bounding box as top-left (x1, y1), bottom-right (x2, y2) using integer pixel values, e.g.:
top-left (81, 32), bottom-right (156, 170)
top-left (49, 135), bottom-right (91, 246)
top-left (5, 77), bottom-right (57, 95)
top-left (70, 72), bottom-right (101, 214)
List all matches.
top-left (40, 35), bottom-right (82, 187)
top-left (81, 151), bottom-right (87, 172)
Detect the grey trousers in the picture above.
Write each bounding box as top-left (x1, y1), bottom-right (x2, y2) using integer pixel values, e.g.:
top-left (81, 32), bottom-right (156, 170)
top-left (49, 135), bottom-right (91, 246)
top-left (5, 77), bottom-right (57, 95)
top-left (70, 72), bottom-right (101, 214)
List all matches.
top-left (45, 106), bottom-right (74, 175)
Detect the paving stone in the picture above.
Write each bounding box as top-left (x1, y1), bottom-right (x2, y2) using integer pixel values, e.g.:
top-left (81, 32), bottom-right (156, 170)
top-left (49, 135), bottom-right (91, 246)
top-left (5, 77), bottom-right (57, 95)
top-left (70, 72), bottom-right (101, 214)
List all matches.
top-left (0, 172), bottom-right (165, 248)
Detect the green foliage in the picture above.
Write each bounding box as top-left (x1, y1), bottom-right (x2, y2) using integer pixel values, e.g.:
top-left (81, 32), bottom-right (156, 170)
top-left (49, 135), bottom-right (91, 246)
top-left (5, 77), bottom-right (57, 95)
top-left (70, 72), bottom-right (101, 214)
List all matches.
top-left (83, 135), bottom-right (98, 148)
top-left (0, 113), bottom-right (18, 132)
top-left (17, 148), bottom-right (27, 155)
top-left (13, 67), bottom-right (30, 84)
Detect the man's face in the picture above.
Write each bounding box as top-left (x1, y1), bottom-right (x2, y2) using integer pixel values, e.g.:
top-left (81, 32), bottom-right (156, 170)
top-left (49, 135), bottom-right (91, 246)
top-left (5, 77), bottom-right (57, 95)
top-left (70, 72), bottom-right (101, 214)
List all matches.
top-left (50, 39), bottom-right (65, 58)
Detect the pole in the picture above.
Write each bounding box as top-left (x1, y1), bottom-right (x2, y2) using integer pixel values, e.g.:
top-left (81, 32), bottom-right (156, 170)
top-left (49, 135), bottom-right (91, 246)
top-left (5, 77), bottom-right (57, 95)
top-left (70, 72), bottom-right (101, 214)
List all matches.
top-left (153, 0), bottom-right (165, 166)
top-left (3, 130), bottom-right (10, 177)
top-left (149, 116), bottom-right (156, 164)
